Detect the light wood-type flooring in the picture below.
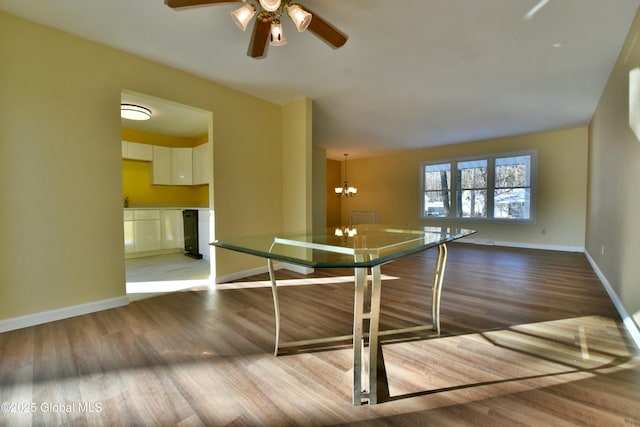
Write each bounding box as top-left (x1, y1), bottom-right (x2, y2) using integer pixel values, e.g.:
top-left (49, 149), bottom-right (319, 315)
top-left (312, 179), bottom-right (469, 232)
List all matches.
top-left (1, 244), bottom-right (639, 426)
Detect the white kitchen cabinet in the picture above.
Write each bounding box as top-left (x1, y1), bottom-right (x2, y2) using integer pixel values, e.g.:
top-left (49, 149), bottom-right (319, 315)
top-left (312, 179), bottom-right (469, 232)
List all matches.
top-left (122, 141), bottom-right (153, 161)
top-left (161, 209), bottom-right (184, 250)
top-left (152, 146), bottom-right (193, 185)
top-left (152, 146), bottom-right (171, 185)
top-left (171, 147), bottom-right (193, 185)
top-left (133, 210), bottom-right (161, 252)
top-left (124, 208), bottom-right (186, 257)
top-left (192, 143), bottom-right (210, 185)
top-left (123, 210), bottom-right (135, 254)
top-left (128, 141), bottom-right (153, 161)
top-left (196, 209), bottom-right (210, 260)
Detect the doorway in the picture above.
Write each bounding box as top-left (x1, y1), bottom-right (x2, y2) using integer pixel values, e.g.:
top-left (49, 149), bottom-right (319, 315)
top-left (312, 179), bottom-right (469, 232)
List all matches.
top-left (120, 90), bottom-right (214, 299)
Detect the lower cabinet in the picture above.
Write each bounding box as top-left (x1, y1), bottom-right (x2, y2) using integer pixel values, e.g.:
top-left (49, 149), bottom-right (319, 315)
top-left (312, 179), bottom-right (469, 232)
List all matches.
top-left (124, 209), bottom-right (186, 257)
top-left (161, 209), bottom-right (184, 250)
top-left (133, 210), bottom-right (162, 253)
top-left (197, 209), bottom-right (210, 260)
top-left (134, 219), bottom-right (161, 252)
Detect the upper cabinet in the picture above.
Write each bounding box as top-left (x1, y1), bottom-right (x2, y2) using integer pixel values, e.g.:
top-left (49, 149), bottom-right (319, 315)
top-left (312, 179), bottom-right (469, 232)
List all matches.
top-left (152, 146), bottom-right (172, 185)
top-left (192, 142), bottom-right (210, 185)
top-left (147, 142), bottom-right (210, 186)
top-left (122, 141), bottom-right (153, 161)
top-left (171, 147), bottom-right (193, 185)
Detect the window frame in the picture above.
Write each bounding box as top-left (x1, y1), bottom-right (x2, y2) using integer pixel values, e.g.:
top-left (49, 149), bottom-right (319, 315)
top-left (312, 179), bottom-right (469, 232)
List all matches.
top-left (419, 150), bottom-right (537, 223)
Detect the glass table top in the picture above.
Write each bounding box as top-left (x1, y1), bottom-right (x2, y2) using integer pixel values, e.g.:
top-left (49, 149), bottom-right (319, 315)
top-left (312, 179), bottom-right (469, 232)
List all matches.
top-left (212, 225), bottom-right (476, 268)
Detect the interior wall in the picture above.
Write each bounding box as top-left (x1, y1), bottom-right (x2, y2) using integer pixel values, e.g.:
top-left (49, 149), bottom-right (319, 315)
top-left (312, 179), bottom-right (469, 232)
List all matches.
top-left (342, 127), bottom-right (589, 250)
top-left (312, 144), bottom-right (327, 233)
top-left (282, 98), bottom-right (312, 233)
top-left (0, 12), bottom-right (283, 320)
top-left (587, 8), bottom-right (640, 326)
top-left (326, 159), bottom-right (342, 227)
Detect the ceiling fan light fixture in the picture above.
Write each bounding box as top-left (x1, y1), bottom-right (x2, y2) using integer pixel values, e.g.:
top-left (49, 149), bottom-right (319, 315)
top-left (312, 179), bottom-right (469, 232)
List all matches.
top-left (121, 104), bottom-right (151, 121)
top-left (287, 4), bottom-right (312, 32)
top-left (230, 3), bottom-right (256, 31)
top-left (269, 20), bottom-right (287, 46)
top-left (259, 0), bottom-right (281, 12)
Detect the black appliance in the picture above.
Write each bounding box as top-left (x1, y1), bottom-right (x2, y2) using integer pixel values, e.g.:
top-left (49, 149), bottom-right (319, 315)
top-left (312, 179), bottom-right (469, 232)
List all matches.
top-left (182, 209), bottom-right (202, 259)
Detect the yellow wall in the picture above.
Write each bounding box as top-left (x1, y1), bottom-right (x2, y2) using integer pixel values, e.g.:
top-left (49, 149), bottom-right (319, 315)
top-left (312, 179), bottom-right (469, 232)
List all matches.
top-left (587, 8), bottom-right (640, 325)
top-left (121, 128), bottom-right (208, 207)
top-left (326, 159), bottom-right (342, 227)
top-left (0, 12), bottom-right (285, 320)
top-left (343, 127), bottom-right (589, 249)
top-left (282, 98), bottom-right (312, 233)
top-left (312, 144), bottom-right (327, 233)
top-left (122, 128), bottom-right (208, 147)
top-left (121, 159), bottom-right (208, 207)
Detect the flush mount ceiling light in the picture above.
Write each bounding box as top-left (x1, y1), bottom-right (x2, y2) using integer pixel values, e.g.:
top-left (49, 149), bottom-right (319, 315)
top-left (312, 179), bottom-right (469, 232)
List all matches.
top-left (165, 0), bottom-right (347, 59)
top-left (121, 104), bottom-right (152, 121)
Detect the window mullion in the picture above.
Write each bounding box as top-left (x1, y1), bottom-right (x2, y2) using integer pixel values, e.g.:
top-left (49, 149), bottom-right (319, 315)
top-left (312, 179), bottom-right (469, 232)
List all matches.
top-left (487, 157), bottom-right (495, 219)
top-left (450, 160), bottom-right (457, 218)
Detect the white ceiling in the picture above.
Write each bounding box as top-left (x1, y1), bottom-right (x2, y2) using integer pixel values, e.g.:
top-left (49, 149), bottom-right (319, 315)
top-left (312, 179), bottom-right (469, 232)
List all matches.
top-left (1, 0), bottom-right (639, 159)
top-left (121, 91), bottom-right (211, 138)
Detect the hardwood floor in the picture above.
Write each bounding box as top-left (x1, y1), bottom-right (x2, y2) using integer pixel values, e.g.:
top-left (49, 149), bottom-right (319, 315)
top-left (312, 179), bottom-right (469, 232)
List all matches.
top-left (1, 244), bottom-right (639, 426)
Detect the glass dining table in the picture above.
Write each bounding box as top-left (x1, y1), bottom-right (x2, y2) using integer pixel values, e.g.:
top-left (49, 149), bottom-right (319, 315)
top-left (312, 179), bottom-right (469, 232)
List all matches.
top-left (212, 224), bottom-right (476, 405)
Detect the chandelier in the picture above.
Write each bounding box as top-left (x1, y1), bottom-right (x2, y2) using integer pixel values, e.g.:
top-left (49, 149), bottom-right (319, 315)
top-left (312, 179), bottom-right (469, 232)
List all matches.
top-left (335, 153), bottom-right (357, 197)
top-left (335, 226), bottom-right (357, 238)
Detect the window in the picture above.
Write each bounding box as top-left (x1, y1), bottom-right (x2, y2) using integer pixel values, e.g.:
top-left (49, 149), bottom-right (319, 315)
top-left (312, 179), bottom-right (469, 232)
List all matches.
top-left (420, 151), bottom-right (536, 222)
top-left (423, 163), bottom-right (451, 217)
top-left (457, 159), bottom-right (488, 218)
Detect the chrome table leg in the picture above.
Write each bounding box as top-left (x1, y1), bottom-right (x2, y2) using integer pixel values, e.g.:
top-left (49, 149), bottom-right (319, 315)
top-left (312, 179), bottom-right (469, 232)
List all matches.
top-left (268, 258), bottom-right (280, 356)
top-left (352, 257), bottom-right (383, 405)
top-left (431, 243), bottom-right (448, 335)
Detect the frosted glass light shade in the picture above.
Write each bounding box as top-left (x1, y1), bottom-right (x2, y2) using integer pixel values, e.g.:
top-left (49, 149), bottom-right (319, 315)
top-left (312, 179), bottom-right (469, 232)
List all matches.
top-left (287, 4), bottom-right (311, 32)
top-left (230, 4), bottom-right (256, 31)
top-left (270, 20), bottom-right (286, 46)
top-left (259, 0), bottom-right (281, 12)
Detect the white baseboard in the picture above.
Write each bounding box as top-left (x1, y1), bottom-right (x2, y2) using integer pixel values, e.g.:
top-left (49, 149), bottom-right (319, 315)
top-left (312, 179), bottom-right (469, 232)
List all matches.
top-left (215, 262), bottom-right (314, 284)
top-left (458, 237), bottom-right (584, 253)
top-left (584, 250), bottom-right (640, 350)
top-left (0, 296), bottom-right (130, 334)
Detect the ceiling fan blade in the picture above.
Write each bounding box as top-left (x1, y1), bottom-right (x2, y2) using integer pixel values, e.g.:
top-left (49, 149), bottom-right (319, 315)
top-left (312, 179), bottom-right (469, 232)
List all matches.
top-left (165, 0), bottom-right (241, 10)
top-left (302, 7), bottom-right (348, 49)
top-left (248, 17), bottom-right (271, 59)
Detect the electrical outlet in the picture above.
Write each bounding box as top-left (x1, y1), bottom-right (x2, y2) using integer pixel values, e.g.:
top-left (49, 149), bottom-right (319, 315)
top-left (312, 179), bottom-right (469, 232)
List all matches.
top-left (601, 245), bottom-right (605, 256)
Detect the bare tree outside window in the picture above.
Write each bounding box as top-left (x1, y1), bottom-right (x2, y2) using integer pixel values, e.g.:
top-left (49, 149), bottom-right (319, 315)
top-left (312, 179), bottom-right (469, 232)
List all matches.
top-left (494, 156), bottom-right (531, 219)
top-left (457, 160), bottom-right (487, 218)
top-left (423, 164), bottom-right (451, 217)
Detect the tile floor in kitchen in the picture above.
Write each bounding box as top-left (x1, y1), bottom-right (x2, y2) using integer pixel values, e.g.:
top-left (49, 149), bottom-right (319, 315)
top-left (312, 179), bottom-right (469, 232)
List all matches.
top-left (125, 252), bottom-right (211, 300)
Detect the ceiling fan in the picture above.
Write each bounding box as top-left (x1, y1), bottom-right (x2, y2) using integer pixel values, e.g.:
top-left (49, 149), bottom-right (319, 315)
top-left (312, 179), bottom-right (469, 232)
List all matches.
top-left (165, 0), bottom-right (348, 59)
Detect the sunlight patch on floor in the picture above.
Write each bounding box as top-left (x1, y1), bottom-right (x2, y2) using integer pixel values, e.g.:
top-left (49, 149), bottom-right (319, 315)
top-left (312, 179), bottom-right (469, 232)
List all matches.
top-left (126, 278), bottom-right (212, 294)
top-left (382, 315), bottom-right (639, 405)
